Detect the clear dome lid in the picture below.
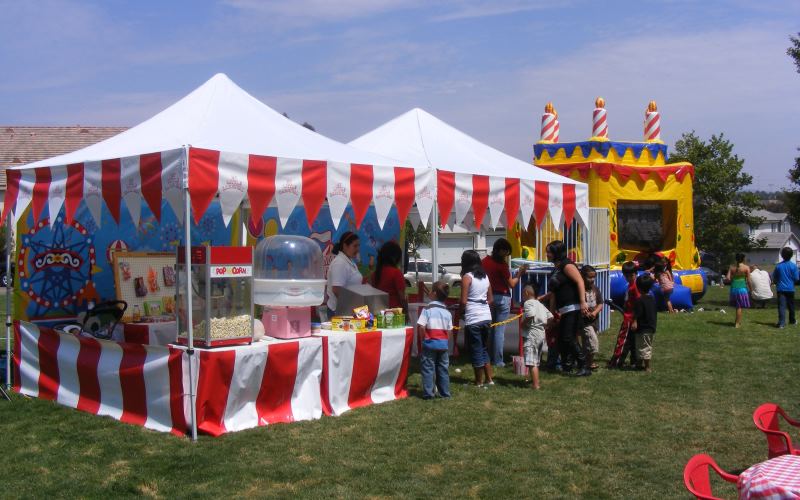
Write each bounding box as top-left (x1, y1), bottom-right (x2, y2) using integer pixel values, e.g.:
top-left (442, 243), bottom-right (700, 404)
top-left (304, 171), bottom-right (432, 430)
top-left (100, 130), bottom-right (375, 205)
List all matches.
top-left (254, 235), bottom-right (324, 281)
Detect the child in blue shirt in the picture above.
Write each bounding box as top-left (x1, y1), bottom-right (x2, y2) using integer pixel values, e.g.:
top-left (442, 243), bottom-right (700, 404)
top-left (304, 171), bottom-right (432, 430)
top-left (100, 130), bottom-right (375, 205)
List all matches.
top-left (772, 247), bottom-right (799, 328)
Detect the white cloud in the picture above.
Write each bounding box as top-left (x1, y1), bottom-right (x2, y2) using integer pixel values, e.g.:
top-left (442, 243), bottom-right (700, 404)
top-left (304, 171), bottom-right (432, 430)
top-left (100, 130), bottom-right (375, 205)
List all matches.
top-left (220, 0), bottom-right (423, 24)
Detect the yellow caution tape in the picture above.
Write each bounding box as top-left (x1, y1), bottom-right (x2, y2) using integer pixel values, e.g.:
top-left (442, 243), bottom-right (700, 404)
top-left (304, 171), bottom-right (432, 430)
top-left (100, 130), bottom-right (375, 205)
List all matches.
top-left (452, 313), bottom-right (523, 331)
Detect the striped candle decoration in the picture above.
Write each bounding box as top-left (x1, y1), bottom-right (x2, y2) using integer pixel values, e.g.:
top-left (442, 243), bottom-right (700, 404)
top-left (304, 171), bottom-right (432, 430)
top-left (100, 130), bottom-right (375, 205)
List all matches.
top-left (644, 100), bottom-right (661, 142)
top-left (553, 108), bottom-right (560, 143)
top-left (592, 97), bottom-right (608, 139)
top-left (540, 102), bottom-right (557, 142)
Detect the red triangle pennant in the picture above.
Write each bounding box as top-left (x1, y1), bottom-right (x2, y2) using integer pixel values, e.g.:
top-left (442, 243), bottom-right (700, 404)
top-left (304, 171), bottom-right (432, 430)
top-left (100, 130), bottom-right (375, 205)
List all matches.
top-left (393, 167), bottom-right (415, 227)
top-left (101, 159), bottom-right (122, 224)
top-left (595, 164), bottom-right (612, 181)
top-left (247, 154), bottom-right (276, 228)
top-left (437, 170), bottom-right (455, 229)
top-left (32, 167), bottom-right (51, 223)
top-left (140, 152), bottom-right (163, 222)
top-left (504, 178), bottom-right (520, 230)
top-left (472, 174), bottom-right (489, 229)
top-left (655, 167), bottom-right (671, 183)
top-left (301, 160), bottom-right (326, 229)
top-left (563, 184), bottom-right (576, 228)
top-left (1, 169), bottom-right (20, 224)
top-left (350, 164), bottom-right (373, 229)
top-left (64, 163), bottom-right (83, 225)
top-left (614, 165), bottom-right (633, 183)
top-left (188, 148), bottom-right (220, 224)
top-left (534, 181), bottom-right (549, 229)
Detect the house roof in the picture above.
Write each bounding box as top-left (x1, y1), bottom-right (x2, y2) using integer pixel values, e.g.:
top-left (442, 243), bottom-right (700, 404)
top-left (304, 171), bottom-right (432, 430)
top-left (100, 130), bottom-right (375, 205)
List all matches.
top-left (0, 126), bottom-right (128, 188)
top-left (756, 232), bottom-right (796, 249)
top-left (750, 209), bottom-right (788, 222)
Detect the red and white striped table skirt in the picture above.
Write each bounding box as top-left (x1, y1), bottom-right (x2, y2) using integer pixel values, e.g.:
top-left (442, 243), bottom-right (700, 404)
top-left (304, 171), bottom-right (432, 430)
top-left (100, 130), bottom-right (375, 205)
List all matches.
top-left (192, 337), bottom-right (322, 436)
top-left (14, 321), bottom-right (187, 435)
top-left (13, 321), bottom-right (414, 436)
top-left (318, 328), bottom-right (413, 416)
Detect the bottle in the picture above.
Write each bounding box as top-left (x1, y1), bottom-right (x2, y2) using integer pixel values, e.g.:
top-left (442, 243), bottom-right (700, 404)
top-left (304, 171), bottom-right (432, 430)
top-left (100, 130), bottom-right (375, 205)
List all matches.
top-left (132, 304), bottom-right (142, 322)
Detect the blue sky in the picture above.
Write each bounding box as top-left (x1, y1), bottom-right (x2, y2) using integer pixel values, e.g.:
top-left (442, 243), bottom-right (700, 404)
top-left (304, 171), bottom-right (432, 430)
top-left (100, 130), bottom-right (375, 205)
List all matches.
top-left (2, 0), bottom-right (799, 190)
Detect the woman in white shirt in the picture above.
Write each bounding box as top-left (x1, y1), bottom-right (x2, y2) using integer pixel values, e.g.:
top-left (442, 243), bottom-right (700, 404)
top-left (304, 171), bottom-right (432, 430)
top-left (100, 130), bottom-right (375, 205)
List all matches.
top-left (459, 249), bottom-right (494, 387)
top-left (326, 231), bottom-right (363, 318)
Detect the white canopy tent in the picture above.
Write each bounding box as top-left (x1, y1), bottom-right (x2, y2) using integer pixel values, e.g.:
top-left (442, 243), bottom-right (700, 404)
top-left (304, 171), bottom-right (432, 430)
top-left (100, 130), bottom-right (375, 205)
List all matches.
top-left (349, 107), bottom-right (590, 279)
top-left (4, 76), bottom-right (588, 438)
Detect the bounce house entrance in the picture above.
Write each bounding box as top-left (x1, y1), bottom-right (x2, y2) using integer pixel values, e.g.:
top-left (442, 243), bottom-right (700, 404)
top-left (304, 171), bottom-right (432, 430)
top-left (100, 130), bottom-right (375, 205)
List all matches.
top-left (617, 200), bottom-right (678, 254)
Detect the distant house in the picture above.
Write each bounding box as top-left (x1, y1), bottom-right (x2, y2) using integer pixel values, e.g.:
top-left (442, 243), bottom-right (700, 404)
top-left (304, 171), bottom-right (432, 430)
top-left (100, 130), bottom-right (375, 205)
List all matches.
top-left (0, 126), bottom-right (128, 212)
top-left (741, 209), bottom-right (800, 265)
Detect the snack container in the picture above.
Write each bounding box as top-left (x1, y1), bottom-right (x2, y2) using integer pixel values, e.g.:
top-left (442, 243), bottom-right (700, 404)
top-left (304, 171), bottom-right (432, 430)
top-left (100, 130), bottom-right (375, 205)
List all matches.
top-left (176, 246), bottom-right (254, 348)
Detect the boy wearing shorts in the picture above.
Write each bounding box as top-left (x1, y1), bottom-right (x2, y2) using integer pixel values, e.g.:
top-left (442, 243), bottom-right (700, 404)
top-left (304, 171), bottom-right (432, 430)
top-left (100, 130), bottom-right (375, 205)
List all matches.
top-left (522, 285), bottom-right (554, 390)
top-left (632, 274), bottom-right (657, 372)
top-left (417, 281), bottom-right (454, 399)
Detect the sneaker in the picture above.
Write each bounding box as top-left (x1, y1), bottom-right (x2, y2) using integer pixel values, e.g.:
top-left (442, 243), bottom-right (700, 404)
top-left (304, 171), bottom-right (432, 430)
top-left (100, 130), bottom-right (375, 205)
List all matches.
top-left (486, 380), bottom-right (495, 386)
top-left (777, 323), bottom-right (786, 329)
top-left (792, 320), bottom-right (798, 326)
top-left (576, 368), bottom-right (592, 377)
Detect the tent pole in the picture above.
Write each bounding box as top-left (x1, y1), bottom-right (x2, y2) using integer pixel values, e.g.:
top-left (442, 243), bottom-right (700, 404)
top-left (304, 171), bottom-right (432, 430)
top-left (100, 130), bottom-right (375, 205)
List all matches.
top-left (431, 200), bottom-right (439, 283)
top-left (5, 213), bottom-right (12, 391)
top-left (183, 150), bottom-right (198, 442)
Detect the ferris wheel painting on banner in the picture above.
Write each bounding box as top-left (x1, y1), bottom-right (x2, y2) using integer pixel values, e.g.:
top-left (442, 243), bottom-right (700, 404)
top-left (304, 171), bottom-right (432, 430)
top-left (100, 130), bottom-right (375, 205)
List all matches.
top-left (16, 214), bottom-right (98, 322)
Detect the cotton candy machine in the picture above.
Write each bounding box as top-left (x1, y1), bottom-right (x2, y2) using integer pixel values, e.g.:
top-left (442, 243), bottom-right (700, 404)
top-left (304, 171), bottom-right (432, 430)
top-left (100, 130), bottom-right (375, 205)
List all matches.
top-left (254, 235), bottom-right (325, 338)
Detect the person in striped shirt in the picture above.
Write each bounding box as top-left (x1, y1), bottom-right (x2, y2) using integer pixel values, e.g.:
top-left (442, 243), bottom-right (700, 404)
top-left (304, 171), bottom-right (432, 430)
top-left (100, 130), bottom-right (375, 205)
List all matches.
top-left (417, 281), bottom-right (454, 399)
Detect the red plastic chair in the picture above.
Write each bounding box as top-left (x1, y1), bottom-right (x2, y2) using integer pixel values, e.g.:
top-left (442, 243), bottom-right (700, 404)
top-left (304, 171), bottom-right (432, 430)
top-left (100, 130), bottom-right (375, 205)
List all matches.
top-left (683, 454), bottom-right (739, 500)
top-left (753, 403), bottom-right (800, 459)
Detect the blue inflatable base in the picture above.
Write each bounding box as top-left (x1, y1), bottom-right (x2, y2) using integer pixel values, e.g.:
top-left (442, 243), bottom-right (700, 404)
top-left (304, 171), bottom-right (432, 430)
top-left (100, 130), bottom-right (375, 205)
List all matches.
top-left (609, 270), bottom-right (699, 311)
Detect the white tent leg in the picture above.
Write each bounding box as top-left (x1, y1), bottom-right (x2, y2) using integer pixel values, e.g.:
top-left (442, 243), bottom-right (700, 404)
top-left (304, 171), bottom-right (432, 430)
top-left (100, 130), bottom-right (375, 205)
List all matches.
top-left (5, 214), bottom-right (12, 391)
top-left (183, 175), bottom-right (198, 441)
top-left (431, 206), bottom-right (439, 283)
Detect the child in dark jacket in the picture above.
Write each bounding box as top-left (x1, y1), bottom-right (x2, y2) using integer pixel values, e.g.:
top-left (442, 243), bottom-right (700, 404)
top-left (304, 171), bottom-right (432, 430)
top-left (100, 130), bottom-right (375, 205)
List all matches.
top-left (632, 274), bottom-right (657, 372)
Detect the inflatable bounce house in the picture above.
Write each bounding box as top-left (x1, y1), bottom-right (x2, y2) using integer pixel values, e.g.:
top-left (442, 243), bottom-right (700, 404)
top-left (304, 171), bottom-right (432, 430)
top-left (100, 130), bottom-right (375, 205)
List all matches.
top-left (532, 98), bottom-right (706, 309)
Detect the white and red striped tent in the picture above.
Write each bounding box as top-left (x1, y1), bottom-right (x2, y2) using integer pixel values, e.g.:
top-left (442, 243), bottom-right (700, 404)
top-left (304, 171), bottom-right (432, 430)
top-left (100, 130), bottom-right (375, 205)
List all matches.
top-left (1, 73), bottom-right (434, 231)
top-left (349, 108), bottom-right (589, 232)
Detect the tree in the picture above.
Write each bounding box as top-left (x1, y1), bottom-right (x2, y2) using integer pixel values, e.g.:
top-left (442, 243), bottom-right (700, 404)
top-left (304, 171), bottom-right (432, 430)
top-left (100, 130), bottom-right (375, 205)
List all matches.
top-left (668, 131), bottom-right (764, 267)
top-left (402, 220), bottom-right (431, 282)
top-left (784, 33), bottom-right (800, 223)
top-left (788, 32), bottom-right (800, 73)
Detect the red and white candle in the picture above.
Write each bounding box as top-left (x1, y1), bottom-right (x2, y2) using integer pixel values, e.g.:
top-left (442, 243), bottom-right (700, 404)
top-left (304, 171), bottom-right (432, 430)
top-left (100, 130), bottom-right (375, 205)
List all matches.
top-left (644, 100), bottom-right (661, 142)
top-left (540, 102), bottom-right (557, 142)
top-left (592, 97), bottom-right (608, 139)
top-left (553, 111), bottom-right (560, 143)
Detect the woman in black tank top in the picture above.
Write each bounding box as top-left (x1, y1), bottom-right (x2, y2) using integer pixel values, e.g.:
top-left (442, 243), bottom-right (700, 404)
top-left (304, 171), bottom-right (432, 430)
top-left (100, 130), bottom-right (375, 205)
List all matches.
top-left (546, 241), bottom-right (590, 376)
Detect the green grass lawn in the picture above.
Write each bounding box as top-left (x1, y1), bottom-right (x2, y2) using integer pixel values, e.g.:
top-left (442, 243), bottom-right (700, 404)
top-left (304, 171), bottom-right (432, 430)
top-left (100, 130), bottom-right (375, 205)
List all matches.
top-left (1, 286), bottom-right (798, 498)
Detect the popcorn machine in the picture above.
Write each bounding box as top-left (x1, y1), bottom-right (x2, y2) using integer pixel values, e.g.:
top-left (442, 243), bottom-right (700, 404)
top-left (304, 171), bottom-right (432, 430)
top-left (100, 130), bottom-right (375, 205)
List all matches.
top-left (176, 246), bottom-right (254, 347)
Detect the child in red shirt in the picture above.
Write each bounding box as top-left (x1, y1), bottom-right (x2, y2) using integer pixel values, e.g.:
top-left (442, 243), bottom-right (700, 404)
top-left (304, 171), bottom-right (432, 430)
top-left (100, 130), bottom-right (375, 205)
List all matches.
top-left (608, 261), bottom-right (640, 368)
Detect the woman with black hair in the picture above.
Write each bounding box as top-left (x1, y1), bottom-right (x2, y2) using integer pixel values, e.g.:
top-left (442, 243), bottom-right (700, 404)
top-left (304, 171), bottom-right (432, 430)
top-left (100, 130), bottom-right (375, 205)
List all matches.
top-left (482, 238), bottom-right (527, 367)
top-left (546, 240), bottom-right (590, 376)
top-left (326, 231), bottom-right (363, 319)
top-left (371, 241), bottom-right (408, 317)
top-left (459, 249), bottom-right (494, 386)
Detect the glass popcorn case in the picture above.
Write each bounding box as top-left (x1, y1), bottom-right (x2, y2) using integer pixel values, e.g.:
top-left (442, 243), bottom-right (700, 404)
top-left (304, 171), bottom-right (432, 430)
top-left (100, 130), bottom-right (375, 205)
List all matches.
top-left (176, 246), bottom-right (254, 347)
